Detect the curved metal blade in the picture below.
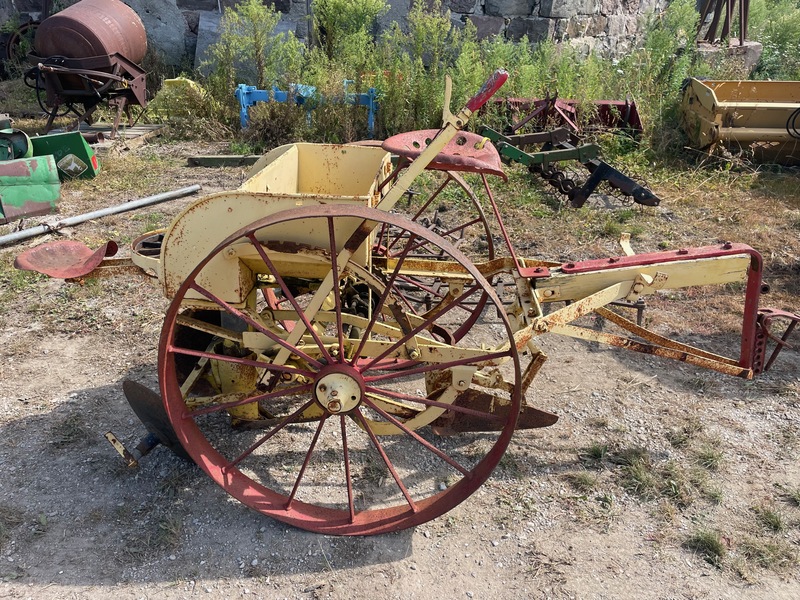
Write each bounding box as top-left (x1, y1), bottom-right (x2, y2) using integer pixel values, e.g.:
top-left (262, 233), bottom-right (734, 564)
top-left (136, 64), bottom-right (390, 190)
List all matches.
top-left (14, 240), bottom-right (118, 278)
top-left (431, 388), bottom-right (558, 435)
top-left (122, 379), bottom-right (191, 461)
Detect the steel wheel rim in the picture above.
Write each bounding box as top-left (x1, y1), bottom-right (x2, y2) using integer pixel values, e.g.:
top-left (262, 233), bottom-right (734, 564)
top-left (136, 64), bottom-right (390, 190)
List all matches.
top-left (158, 204), bottom-right (520, 535)
top-left (373, 171), bottom-right (495, 343)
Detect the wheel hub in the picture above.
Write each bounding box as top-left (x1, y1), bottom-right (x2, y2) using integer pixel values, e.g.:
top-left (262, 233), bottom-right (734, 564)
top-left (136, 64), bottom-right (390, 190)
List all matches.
top-left (313, 365), bottom-right (365, 414)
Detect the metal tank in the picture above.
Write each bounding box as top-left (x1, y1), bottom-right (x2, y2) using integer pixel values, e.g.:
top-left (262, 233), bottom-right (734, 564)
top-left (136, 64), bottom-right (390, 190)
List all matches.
top-left (34, 0), bottom-right (147, 63)
top-left (25, 0), bottom-right (149, 138)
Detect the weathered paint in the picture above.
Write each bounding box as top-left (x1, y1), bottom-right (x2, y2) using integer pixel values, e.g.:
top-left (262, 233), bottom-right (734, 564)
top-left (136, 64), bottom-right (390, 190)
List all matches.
top-left (30, 131), bottom-right (101, 180)
top-left (0, 156), bottom-right (60, 224)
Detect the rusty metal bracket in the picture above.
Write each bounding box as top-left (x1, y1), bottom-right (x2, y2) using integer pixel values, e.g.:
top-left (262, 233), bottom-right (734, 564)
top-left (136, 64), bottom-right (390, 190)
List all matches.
top-left (753, 307), bottom-right (800, 374)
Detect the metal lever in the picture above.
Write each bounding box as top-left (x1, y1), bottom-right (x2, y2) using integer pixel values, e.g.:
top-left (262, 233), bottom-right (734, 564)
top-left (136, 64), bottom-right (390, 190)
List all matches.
top-left (104, 431), bottom-right (160, 468)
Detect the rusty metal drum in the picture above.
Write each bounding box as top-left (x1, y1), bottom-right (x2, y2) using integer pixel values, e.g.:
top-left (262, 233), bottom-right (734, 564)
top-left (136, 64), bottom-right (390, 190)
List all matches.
top-left (34, 0), bottom-right (147, 63)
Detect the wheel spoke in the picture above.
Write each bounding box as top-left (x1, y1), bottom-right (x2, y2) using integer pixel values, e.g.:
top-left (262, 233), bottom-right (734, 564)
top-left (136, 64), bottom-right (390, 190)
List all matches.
top-left (361, 396), bottom-right (470, 475)
top-left (352, 229), bottom-right (420, 361)
top-left (364, 386), bottom-right (505, 424)
top-left (189, 382), bottom-right (312, 418)
top-left (393, 274), bottom-right (446, 300)
top-left (353, 409), bottom-right (417, 513)
top-left (246, 233), bottom-right (335, 364)
top-left (188, 281), bottom-right (323, 368)
top-left (361, 283), bottom-right (484, 370)
top-left (286, 416), bottom-right (330, 509)
top-left (384, 178), bottom-right (448, 255)
top-left (364, 349), bottom-right (513, 380)
top-left (326, 217), bottom-right (346, 362)
top-left (341, 415), bottom-right (356, 523)
top-left (168, 345), bottom-right (310, 378)
top-left (225, 398), bottom-right (317, 469)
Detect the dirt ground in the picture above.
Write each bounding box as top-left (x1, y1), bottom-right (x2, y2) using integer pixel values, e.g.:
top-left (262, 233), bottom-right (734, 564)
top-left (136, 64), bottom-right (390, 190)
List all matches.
top-left (0, 135), bottom-right (798, 600)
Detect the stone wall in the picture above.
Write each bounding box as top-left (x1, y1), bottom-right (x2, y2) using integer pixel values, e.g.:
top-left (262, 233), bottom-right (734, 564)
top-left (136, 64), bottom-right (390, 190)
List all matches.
top-left (1, 0), bottom-right (669, 68)
top-left (452, 0), bottom-right (668, 57)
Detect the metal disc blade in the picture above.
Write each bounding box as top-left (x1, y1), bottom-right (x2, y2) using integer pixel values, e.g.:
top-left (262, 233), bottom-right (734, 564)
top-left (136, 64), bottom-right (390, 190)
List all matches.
top-left (122, 379), bottom-right (191, 461)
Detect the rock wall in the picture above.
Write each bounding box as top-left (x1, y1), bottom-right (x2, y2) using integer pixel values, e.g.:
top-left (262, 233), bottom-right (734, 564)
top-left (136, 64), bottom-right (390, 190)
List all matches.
top-left (1, 0), bottom-right (669, 68)
top-left (452, 0), bottom-right (668, 57)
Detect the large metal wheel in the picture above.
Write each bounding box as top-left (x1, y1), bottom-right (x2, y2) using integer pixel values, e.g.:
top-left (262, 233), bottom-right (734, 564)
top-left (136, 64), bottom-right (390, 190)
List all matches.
top-left (374, 170), bottom-right (496, 344)
top-left (158, 204), bottom-right (520, 535)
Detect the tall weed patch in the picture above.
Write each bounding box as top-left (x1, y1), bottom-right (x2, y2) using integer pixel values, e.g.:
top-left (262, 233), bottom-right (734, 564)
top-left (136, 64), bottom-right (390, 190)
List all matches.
top-left (749, 0), bottom-right (800, 80)
top-left (183, 0), bottom-right (774, 159)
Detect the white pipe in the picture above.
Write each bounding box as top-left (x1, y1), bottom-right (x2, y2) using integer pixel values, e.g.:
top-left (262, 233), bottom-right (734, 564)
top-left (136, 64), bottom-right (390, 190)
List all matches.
top-left (0, 184), bottom-right (201, 247)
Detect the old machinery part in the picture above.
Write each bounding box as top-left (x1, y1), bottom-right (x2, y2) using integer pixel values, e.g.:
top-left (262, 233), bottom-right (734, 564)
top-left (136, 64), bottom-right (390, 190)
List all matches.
top-left (33, 0), bottom-right (146, 64)
top-left (787, 106), bottom-right (800, 139)
top-left (371, 170), bottom-right (495, 343)
top-left (482, 126), bottom-right (660, 208)
top-left (493, 95), bottom-right (643, 136)
top-left (2, 185), bottom-right (200, 248)
top-left (754, 308), bottom-right (800, 373)
top-left (158, 204), bottom-right (523, 535)
top-left (379, 128), bottom-right (503, 341)
top-left (0, 155), bottom-right (60, 225)
top-left (681, 78), bottom-right (800, 164)
top-left (15, 240), bottom-right (119, 278)
top-left (12, 69), bottom-right (798, 535)
top-left (25, 0), bottom-right (148, 138)
top-left (0, 127), bottom-right (33, 160)
top-left (698, 0), bottom-right (750, 46)
top-left (29, 131), bottom-right (101, 181)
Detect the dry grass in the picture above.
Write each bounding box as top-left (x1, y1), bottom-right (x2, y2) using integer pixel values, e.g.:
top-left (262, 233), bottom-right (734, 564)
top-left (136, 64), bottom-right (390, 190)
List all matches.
top-left (0, 505), bottom-right (25, 550)
top-left (684, 529), bottom-right (727, 567)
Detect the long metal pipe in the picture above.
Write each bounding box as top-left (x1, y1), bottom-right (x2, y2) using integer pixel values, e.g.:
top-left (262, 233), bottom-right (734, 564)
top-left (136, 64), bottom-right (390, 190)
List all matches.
top-left (0, 184), bottom-right (201, 246)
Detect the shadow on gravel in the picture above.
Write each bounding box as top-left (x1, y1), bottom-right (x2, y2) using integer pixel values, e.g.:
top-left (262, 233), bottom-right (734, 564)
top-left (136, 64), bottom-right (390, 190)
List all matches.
top-left (1, 328), bottom-right (795, 588)
top-left (0, 367), bottom-right (414, 587)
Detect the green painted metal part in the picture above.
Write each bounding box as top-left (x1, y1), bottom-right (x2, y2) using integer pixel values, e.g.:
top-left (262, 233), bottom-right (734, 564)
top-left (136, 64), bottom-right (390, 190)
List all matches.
top-left (30, 131), bottom-right (100, 180)
top-left (481, 126), bottom-right (601, 167)
top-left (0, 128), bottom-right (33, 161)
top-left (0, 155), bottom-right (61, 224)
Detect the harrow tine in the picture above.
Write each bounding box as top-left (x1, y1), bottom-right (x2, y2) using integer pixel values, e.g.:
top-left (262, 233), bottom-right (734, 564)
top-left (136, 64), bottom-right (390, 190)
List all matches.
top-left (757, 308), bottom-right (800, 372)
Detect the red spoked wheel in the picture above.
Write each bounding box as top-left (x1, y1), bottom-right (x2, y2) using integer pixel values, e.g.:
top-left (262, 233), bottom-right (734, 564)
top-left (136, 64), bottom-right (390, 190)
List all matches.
top-left (373, 170), bottom-right (495, 343)
top-left (158, 204), bottom-right (520, 535)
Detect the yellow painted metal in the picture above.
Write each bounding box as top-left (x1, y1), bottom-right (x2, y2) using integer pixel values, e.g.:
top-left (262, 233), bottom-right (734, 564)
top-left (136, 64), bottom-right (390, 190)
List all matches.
top-left (681, 78), bottom-right (800, 162)
top-left (533, 255), bottom-right (751, 304)
top-left (159, 144), bottom-right (392, 301)
top-left (148, 75), bottom-right (766, 443)
top-left (718, 127), bottom-right (799, 143)
top-left (210, 342), bottom-right (261, 423)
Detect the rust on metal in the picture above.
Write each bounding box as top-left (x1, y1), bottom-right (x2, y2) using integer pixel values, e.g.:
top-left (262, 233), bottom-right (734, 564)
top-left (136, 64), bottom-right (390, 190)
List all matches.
top-left (550, 322), bottom-right (753, 378)
top-left (431, 388), bottom-right (557, 434)
top-left (559, 243), bottom-right (761, 274)
top-left (494, 96), bottom-right (643, 135)
top-left (34, 0), bottom-right (147, 63)
top-left (382, 129), bottom-right (507, 180)
top-left (27, 0), bottom-right (148, 137)
top-left (14, 240), bottom-right (118, 278)
top-left (753, 307), bottom-right (800, 374)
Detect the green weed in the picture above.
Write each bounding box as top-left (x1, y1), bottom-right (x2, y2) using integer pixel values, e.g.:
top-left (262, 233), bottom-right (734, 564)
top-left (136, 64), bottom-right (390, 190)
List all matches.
top-left (753, 505), bottom-right (786, 533)
top-left (694, 444), bottom-right (724, 471)
top-left (683, 529), bottom-right (726, 566)
top-left (564, 471), bottom-right (598, 493)
top-left (579, 442), bottom-right (609, 465)
top-left (622, 458), bottom-right (659, 499)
